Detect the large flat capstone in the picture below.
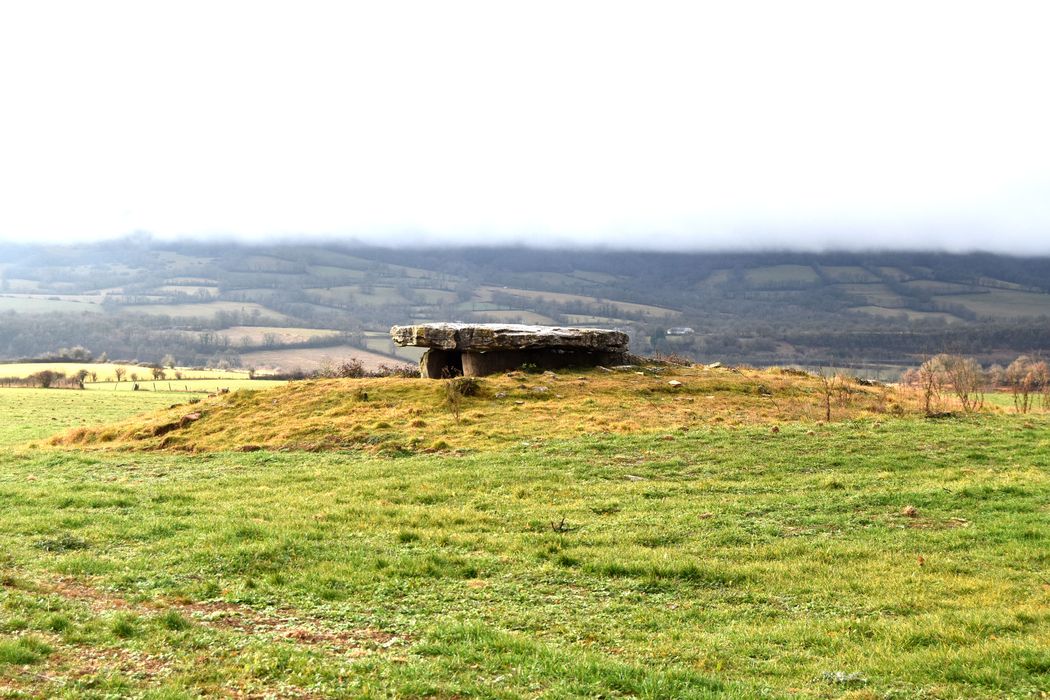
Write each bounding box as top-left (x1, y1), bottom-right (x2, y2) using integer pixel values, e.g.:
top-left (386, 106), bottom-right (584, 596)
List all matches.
top-left (390, 323), bottom-right (629, 377)
top-left (391, 323), bottom-right (628, 352)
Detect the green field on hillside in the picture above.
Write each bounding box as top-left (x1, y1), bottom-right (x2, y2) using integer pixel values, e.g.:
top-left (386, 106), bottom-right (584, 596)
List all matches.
top-left (237, 345), bottom-right (407, 373)
top-left (0, 371), bottom-right (1047, 698)
top-left (745, 264), bottom-right (821, 285)
top-left (851, 306), bottom-right (963, 324)
top-left (84, 379), bottom-right (286, 393)
top-left (119, 301), bottom-right (292, 322)
top-left (0, 363), bottom-right (252, 383)
top-left (0, 389), bottom-right (189, 446)
top-left (935, 290), bottom-right (1050, 319)
top-left (0, 296), bottom-right (104, 314)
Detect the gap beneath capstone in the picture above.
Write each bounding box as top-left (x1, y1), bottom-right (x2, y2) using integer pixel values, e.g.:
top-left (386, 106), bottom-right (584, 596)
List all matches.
top-left (420, 349), bottom-right (464, 378)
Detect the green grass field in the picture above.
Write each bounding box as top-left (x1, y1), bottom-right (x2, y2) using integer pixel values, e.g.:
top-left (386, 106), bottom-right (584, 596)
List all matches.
top-left (477, 286), bottom-right (680, 319)
top-left (213, 326), bottom-right (343, 346)
top-left (466, 310), bottom-right (559, 324)
top-left (982, 391), bottom-right (1049, 411)
top-left (851, 306), bottom-right (964, 324)
top-left (119, 301), bottom-right (291, 322)
top-left (934, 290), bottom-right (1050, 319)
top-left (0, 296), bottom-right (104, 314)
top-left (0, 374), bottom-right (1047, 698)
top-left (818, 266), bottom-right (881, 283)
top-left (837, 284), bottom-right (908, 307)
top-left (84, 379), bottom-right (286, 393)
top-left (306, 286), bottom-right (410, 307)
top-left (237, 346), bottom-right (410, 373)
top-left (744, 264), bottom-right (821, 286)
top-left (0, 363), bottom-right (254, 383)
top-left (0, 389), bottom-right (187, 447)
top-left (362, 335), bottom-right (425, 363)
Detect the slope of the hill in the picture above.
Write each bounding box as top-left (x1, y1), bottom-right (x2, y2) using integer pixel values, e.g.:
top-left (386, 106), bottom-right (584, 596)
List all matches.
top-left (50, 365), bottom-right (910, 453)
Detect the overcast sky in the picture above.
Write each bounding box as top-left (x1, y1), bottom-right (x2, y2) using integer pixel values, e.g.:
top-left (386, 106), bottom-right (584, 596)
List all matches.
top-left (1, 1), bottom-right (1049, 252)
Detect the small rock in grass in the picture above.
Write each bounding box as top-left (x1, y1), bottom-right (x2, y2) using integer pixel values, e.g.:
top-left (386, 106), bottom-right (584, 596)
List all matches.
top-left (668, 380), bottom-right (683, 387)
top-left (821, 671), bottom-right (867, 686)
top-left (495, 392), bottom-right (507, 399)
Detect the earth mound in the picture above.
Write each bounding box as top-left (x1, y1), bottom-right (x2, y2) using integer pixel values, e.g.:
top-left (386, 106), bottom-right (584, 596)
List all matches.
top-left (50, 365), bottom-right (907, 453)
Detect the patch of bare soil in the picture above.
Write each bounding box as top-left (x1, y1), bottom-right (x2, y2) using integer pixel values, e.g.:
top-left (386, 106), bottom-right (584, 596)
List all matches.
top-left (2, 575), bottom-right (406, 698)
top-left (43, 577), bottom-right (403, 654)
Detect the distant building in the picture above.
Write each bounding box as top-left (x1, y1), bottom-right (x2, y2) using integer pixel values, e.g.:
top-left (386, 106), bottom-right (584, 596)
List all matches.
top-left (666, 327), bottom-right (695, 336)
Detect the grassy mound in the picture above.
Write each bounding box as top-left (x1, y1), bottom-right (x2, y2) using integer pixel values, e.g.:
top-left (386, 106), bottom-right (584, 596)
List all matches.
top-left (50, 365), bottom-right (913, 452)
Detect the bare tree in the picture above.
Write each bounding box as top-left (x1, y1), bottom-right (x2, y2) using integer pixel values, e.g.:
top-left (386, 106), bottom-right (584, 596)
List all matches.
top-left (939, 354), bottom-right (985, 413)
top-left (916, 356), bottom-right (945, 416)
top-left (816, 368), bottom-right (840, 422)
top-left (30, 370), bottom-right (63, 388)
top-left (113, 367), bottom-right (126, 382)
top-left (1006, 356), bottom-right (1048, 414)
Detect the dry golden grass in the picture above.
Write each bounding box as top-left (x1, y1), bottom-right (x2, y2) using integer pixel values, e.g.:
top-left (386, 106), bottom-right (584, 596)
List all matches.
top-left (50, 365), bottom-right (918, 453)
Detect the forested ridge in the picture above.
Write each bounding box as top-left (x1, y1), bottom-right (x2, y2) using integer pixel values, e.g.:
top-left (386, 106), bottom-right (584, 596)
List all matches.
top-left (2, 238), bottom-right (1048, 372)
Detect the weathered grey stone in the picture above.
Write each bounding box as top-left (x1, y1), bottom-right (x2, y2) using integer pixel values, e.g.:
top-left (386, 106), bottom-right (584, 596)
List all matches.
top-left (391, 323), bottom-right (628, 353)
top-left (391, 323), bottom-right (629, 378)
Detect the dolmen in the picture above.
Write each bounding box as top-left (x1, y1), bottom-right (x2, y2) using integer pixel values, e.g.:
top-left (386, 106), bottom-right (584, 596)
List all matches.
top-left (390, 323), bottom-right (629, 378)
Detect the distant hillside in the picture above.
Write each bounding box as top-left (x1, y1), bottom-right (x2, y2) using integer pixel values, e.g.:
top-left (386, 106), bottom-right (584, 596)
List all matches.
top-left (2, 238), bottom-right (1050, 375)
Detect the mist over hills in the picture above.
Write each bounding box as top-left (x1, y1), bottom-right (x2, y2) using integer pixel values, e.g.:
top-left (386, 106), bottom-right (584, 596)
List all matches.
top-left (2, 238), bottom-right (1049, 376)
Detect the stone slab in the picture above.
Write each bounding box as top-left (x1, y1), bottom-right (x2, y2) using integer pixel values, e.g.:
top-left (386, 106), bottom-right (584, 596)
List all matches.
top-left (391, 323), bottom-right (628, 353)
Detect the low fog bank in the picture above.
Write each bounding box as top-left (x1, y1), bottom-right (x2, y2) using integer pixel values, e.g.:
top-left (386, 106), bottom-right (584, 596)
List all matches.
top-left (65, 228), bottom-right (1050, 258)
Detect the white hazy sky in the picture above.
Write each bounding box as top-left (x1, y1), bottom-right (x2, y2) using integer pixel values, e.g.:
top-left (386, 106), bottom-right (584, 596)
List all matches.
top-left (1, 1), bottom-right (1049, 252)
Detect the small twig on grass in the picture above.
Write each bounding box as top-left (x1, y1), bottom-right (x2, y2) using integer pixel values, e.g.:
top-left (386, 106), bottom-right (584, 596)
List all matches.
top-left (550, 517), bottom-right (577, 533)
